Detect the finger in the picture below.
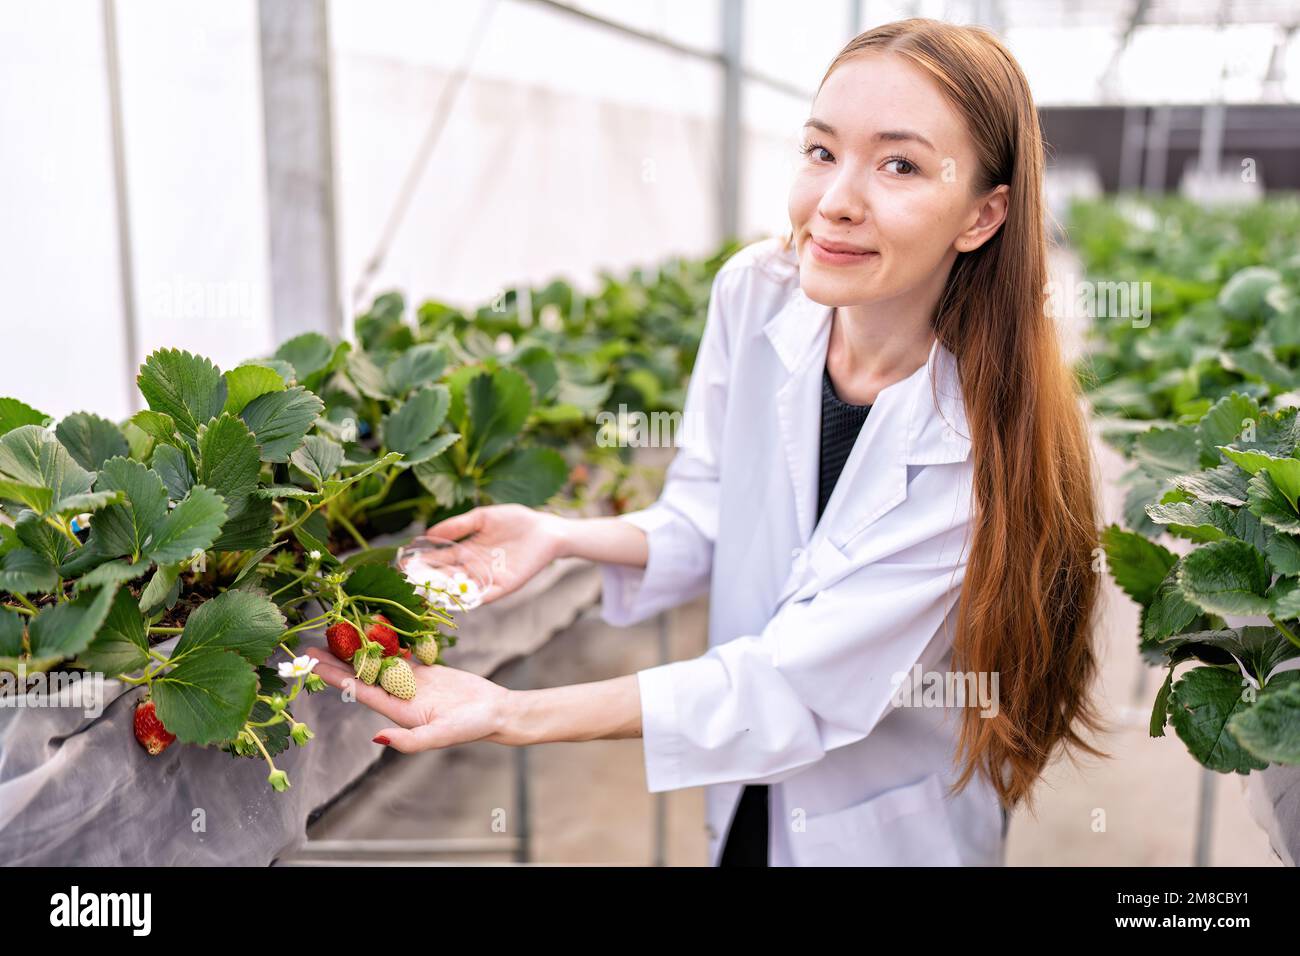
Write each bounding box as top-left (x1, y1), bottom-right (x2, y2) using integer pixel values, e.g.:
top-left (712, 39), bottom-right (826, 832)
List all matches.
top-left (373, 722), bottom-right (457, 753)
top-left (424, 508), bottom-right (483, 542)
top-left (304, 650), bottom-right (412, 721)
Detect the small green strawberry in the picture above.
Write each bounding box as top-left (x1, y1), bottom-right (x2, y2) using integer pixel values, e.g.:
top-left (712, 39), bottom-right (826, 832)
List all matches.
top-left (353, 646), bottom-right (382, 685)
top-left (379, 657), bottom-right (418, 700)
top-left (412, 635), bottom-right (439, 666)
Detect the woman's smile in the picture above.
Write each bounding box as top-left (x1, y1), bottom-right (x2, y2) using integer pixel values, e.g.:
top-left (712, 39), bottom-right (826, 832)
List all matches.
top-left (809, 235), bottom-right (880, 266)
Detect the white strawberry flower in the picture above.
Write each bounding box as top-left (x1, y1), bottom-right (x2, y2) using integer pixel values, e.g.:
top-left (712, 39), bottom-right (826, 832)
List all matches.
top-left (278, 655), bottom-right (318, 679)
top-left (446, 571), bottom-right (483, 610)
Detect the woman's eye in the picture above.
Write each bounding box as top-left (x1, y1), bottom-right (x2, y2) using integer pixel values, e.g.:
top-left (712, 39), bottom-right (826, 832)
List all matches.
top-left (884, 156), bottom-right (918, 176)
top-left (801, 142), bottom-right (834, 163)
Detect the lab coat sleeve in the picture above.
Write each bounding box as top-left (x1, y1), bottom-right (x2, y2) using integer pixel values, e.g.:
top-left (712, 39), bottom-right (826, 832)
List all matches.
top-left (635, 466), bottom-right (973, 792)
top-left (597, 264), bottom-right (742, 628)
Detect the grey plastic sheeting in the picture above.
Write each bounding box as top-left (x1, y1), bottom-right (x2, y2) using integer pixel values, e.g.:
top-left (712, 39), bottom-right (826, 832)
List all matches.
top-left (0, 552), bottom-right (600, 866)
top-left (1245, 765), bottom-right (1300, 866)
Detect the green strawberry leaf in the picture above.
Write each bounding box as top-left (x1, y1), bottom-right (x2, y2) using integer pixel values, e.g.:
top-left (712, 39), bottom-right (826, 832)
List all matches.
top-left (1177, 539), bottom-right (1272, 616)
top-left (27, 583), bottom-right (119, 659)
top-left (222, 364), bottom-right (286, 417)
top-left (152, 647), bottom-right (258, 745)
top-left (172, 588), bottom-right (286, 665)
top-left (77, 584), bottom-right (149, 677)
top-left (55, 412), bottom-right (130, 473)
top-left (1228, 675), bottom-right (1300, 764)
top-left (481, 445), bottom-right (567, 505)
top-left (239, 386), bottom-right (324, 463)
top-left (145, 484), bottom-right (228, 564)
top-left (136, 349), bottom-right (227, 447)
top-left (1168, 665), bottom-right (1269, 773)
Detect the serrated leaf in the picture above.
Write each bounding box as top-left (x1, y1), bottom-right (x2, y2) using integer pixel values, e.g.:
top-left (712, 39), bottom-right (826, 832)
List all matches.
top-left (51, 489), bottom-right (125, 518)
top-left (239, 386), bottom-right (324, 462)
top-left (0, 546), bottom-right (58, 594)
top-left (77, 585), bottom-right (148, 677)
top-left (152, 648), bottom-right (258, 745)
top-left (1197, 393), bottom-right (1262, 456)
top-left (139, 561), bottom-right (181, 615)
top-left (1168, 665), bottom-right (1270, 772)
top-left (74, 557), bottom-right (151, 591)
top-left (342, 563), bottom-right (424, 633)
top-left (55, 412), bottom-right (130, 472)
top-left (275, 332), bottom-right (335, 381)
top-left (90, 456), bottom-right (169, 562)
top-left (222, 364), bottom-right (286, 416)
top-left (0, 424), bottom-right (94, 517)
top-left (381, 385), bottom-right (451, 466)
top-left (1247, 469), bottom-right (1300, 533)
top-left (152, 443), bottom-right (194, 500)
top-left (1177, 539), bottom-right (1272, 616)
top-left (1172, 463), bottom-right (1249, 506)
top-left (129, 409), bottom-right (180, 447)
top-left (197, 412), bottom-right (261, 503)
top-left (0, 606), bottom-right (24, 657)
top-left (481, 445), bottom-right (567, 505)
top-left (145, 484), bottom-right (228, 564)
top-left (27, 583), bottom-right (118, 659)
top-left (385, 343), bottom-right (447, 397)
top-left (1101, 524), bottom-right (1176, 606)
top-left (210, 494), bottom-right (274, 552)
top-left (0, 397), bottom-right (52, 437)
top-left (172, 589), bottom-right (286, 665)
top-left (1143, 561), bottom-right (1203, 643)
top-left (290, 435), bottom-right (344, 486)
top-left (136, 349), bottom-right (227, 446)
top-left (465, 368), bottom-right (531, 465)
top-left (1227, 676), bottom-right (1300, 764)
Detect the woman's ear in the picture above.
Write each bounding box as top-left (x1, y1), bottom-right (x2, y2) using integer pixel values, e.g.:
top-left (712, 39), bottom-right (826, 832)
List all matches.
top-left (956, 184), bottom-right (1010, 253)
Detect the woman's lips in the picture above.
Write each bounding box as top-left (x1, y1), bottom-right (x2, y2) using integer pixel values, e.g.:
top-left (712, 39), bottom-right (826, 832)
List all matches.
top-left (810, 237), bottom-right (878, 266)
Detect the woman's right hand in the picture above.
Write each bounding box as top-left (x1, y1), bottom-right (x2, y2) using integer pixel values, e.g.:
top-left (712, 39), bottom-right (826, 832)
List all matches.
top-left (414, 503), bottom-right (571, 607)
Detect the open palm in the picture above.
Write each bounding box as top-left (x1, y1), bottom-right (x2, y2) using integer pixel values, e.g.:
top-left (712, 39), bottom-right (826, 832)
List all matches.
top-left (413, 503), bottom-right (565, 607)
top-left (304, 648), bottom-right (512, 752)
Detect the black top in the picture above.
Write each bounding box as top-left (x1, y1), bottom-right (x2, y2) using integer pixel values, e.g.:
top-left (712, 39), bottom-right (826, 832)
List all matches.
top-left (718, 365), bottom-right (872, 866)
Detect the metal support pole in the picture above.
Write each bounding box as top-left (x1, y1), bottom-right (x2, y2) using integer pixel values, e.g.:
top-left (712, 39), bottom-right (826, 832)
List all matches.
top-left (102, 0), bottom-right (140, 414)
top-left (257, 0), bottom-right (343, 340)
top-left (1194, 767), bottom-right (1216, 866)
top-left (719, 0), bottom-right (744, 247)
top-left (652, 609), bottom-right (671, 866)
top-left (1143, 105), bottom-right (1172, 195)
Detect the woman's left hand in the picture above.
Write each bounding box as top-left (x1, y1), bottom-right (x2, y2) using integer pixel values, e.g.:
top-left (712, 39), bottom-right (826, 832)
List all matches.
top-left (304, 647), bottom-right (514, 753)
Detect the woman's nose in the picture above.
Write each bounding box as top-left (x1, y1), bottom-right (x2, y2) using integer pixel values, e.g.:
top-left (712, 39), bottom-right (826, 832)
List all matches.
top-left (817, 170), bottom-right (866, 223)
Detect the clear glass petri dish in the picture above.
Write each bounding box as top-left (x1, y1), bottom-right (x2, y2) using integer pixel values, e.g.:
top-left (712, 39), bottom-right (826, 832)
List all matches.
top-left (394, 534), bottom-right (496, 612)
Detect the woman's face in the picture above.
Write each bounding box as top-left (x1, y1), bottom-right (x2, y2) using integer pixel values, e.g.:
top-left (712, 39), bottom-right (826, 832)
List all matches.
top-left (788, 51), bottom-right (1008, 309)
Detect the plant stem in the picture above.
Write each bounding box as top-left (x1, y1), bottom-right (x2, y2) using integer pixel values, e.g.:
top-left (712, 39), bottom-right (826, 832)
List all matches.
top-left (336, 513), bottom-right (369, 551)
top-left (148, 626), bottom-right (184, 636)
top-left (12, 593), bottom-right (38, 614)
top-left (1271, 616), bottom-right (1300, 650)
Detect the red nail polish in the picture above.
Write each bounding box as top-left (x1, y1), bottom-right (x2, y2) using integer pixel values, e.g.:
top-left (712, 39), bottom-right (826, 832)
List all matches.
top-left (373, 734), bottom-right (390, 746)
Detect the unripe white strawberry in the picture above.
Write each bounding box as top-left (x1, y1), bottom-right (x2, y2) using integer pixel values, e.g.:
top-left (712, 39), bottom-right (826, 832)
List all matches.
top-left (379, 657), bottom-right (418, 700)
top-left (412, 635), bottom-right (439, 666)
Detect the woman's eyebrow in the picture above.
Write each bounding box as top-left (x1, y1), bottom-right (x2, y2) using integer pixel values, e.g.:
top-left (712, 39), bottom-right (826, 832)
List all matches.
top-left (802, 118), bottom-right (936, 152)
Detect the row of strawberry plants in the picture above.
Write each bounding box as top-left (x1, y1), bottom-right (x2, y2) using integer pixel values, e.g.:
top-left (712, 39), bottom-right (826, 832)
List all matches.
top-left (1073, 195), bottom-right (1300, 773)
top-left (0, 241), bottom-right (736, 791)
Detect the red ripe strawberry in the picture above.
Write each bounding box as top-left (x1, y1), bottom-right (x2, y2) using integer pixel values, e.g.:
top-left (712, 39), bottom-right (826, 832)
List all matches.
top-left (366, 614), bottom-right (409, 659)
top-left (134, 698), bottom-right (176, 756)
top-left (326, 620), bottom-right (362, 662)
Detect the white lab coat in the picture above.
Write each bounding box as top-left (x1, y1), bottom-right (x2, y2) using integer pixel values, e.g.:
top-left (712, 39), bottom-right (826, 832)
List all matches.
top-left (598, 237), bottom-right (1009, 866)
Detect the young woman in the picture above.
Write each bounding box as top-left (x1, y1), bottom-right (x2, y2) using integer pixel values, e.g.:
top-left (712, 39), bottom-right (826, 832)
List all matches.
top-left (306, 18), bottom-right (1107, 866)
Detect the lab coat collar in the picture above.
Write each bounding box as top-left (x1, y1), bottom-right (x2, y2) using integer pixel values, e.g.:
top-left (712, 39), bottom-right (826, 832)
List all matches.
top-left (763, 286), bottom-right (972, 550)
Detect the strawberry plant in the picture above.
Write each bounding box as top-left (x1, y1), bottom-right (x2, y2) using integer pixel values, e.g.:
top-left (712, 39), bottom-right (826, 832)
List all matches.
top-left (0, 347), bottom-right (462, 791)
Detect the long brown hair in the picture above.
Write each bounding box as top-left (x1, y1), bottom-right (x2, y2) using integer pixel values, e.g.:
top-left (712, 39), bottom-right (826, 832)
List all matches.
top-left (785, 18), bottom-right (1109, 813)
